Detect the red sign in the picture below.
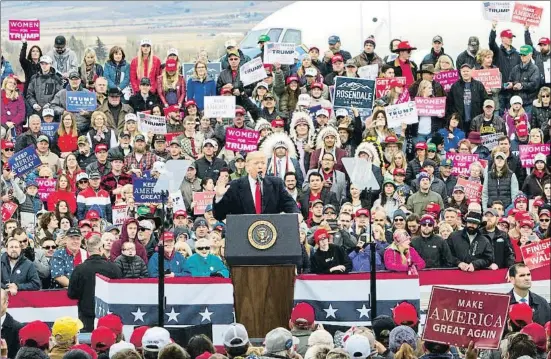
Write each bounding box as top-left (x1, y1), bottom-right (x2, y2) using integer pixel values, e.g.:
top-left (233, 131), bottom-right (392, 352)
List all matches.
top-left (193, 191), bottom-right (216, 215)
top-left (36, 178), bottom-right (56, 201)
top-left (422, 286), bottom-right (510, 350)
top-left (225, 128), bottom-right (260, 153)
top-left (164, 132), bottom-right (182, 146)
top-left (446, 152), bottom-right (479, 176)
top-left (8, 20), bottom-right (40, 41)
top-left (521, 239), bottom-right (551, 270)
top-left (2, 202), bottom-right (18, 221)
top-left (457, 178), bottom-right (483, 201)
top-left (415, 97), bottom-right (446, 117)
top-left (519, 144), bottom-right (550, 168)
top-left (511, 3), bottom-right (544, 27)
top-left (434, 70), bottom-right (460, 92)
top-left (471, 68), bottom-right (502, 91)
top-left (375, 77), bottom-right (406, 98)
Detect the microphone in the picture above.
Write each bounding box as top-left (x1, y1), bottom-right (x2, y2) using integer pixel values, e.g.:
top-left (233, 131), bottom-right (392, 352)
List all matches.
top-left (257, 171), bottom-right (264, 183)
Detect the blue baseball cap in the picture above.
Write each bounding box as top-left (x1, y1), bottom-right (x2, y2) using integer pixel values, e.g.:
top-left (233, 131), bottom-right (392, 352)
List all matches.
top-left (205, 204), bottom-right (213, 213)
top-left (440, 158), bottom-right (453, 167)
top-left (328, 35), bottom-right (341, 45)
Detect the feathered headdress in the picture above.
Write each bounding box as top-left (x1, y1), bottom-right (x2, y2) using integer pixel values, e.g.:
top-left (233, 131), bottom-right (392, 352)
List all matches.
top-left (289, 111), bottom-right (315, 143)
top-left (255, 118), bottom-right (272, 133)
top-left (355, 141), bottom-right (381, 167)
top-left (315, 126), bottom-right (342, 150)
top-left (259, 132), bottom-right (298, 159)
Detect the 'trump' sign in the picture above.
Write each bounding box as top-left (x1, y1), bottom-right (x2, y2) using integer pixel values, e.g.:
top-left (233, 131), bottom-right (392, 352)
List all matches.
top-left (9, 20), bottom-right (40, 41)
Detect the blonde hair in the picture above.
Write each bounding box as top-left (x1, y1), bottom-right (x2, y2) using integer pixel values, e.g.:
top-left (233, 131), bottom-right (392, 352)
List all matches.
top-left (387, 151), bottom-right (407, 174)
top-left (372, 224), bottom-right (385, 242)
top-left (192, 60), bottom-right (208, 80)
top-left (162, 60), bottom-right (181, 92)
top-left (175, 241), bottom-right (193, 258)
top-left (529, 128), bottom-right (543, 144)
top-left (1, 77), bottom-right (19, 100)
top-left (394, 343), bottom-right (416, 359)
top-left (438, 223), bottom-right (453, 237)
top-left (416, 80), bottom-right (432, 97)
top-left (476, 49), bottom-right (494, 65)
top-left (435, 54), bottom-right (455, 71)
top-left (137, 45), bottom-right (154, 81)
top-left (246, 347), bottom-right (264, 356)
top-left (91, 111), bottom-right (108, 130)
top-left (82, 47), bottom-right (97, 66)
top-left (58, 111), bottom-right (78, 136)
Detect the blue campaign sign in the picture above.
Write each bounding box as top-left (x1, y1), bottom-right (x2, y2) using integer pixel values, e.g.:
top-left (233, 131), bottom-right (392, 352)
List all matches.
top-left (133, 177), bottom-right (162, 203)
top-left (41, 122), bottom-right (60, 142)
top-left (332, 76), bottom-right (375, 110)
top-left (66, 91), bottom-right (97, 112)
top-left (182, 62), bottom-right (221, 82)
top-left (8, 146), bottom-right (42, 177)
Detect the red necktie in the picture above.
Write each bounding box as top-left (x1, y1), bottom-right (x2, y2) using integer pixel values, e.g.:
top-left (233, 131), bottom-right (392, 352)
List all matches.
top-left (255, 181), bottom-right (262, 214)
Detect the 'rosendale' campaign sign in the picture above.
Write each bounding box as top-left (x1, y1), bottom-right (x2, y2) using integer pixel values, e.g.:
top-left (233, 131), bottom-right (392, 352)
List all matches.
top-left (133, 178), bottom-right (162, 203)
top-left (225, 128), bottom-right (260, 153)
top-left (36, 178), bottom-right (56, 202)
top-left (333, 77), bottom-right (375, 110)
top-left (8, 146), bottom-right (42, 177)
top-left (446, 152), bottom-right (480, 176)
top-left (385, 101), bottom-right (418, 128)
top-left (263, 42), bottom-right (296, 65)
top-left (137, 112), bottom-right (167, 134)
top-left (66, 91), bottom-right (97, 112)
top-left (9, 20), bottom-right (40, 41)
top-left (511, 2), bottom-right (544, 27)
top-left (434, 70), bottom-right (460, 92)
top-left (472, 68), bottom-right (502, 91)
top-left (240, 57), bottom-right (267, 87)
top-left (204, 96), bottom-right (236, 118)
top-left (481, 2), bottom-right (513, 21)
top-left (415, 97), bottom-right (446, 117)
top-left (457, 178), bottom-right (483, 202)
top-left (521, 239), bottom-right (551, 270)
top-left (519, 143), bottom-right (551, 168)
top-left (375, 77), bottom-right (406, 98)
top-left (193, 191), bottom-right (216, 215)
top-left (422, 286), bottom-right (510, 350)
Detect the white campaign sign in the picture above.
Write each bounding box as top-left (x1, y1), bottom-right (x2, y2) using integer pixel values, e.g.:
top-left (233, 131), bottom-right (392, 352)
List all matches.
top-left (544, 59), bottom-right (550, 84)
top-left (263, 42), bottom-right (296, 65)
top-left (481, 1), bottom-right (513, 21)
top-left (112, 204), bottom-right (129, 226)
top-left (358, 64), bottom-right (379, 80)
top-left (204, 96), bottom-right (236, 118)
top-left (385, 101), bottom-right (419, 128)
top-left (137, 113), bottom-right (167, 134)
top-left (240, 57), bottom-right (268, 86)
top-left (170, 191), bottom-right (187, 212)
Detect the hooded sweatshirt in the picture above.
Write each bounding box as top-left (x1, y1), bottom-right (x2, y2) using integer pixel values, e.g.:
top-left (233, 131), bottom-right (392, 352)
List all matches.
top-left (46, 48), bottom-right (78, 75)
top-left (109, 218), bottom-right (148, 263)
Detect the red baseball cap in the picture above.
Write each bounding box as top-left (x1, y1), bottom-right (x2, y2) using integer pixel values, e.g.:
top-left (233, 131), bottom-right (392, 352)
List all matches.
top-left (70, 344), bottom-right (98, 359)
top-left (221, 88), bottom-right (232, 95)
top-left (533, 198), bottom-right (545, 208)
top-left (263, 64), bottom-right (273, 73)
top-left (165, 58), bottom-right (178, 72)
top-left (311, 82), bottom-right (324, 90)
top-left (314, 228), bottom-right (329, 244)
top-left (331, 54), bottom-right (344, 64)
top-left (516, 122), bottom-right (528, 137)
top-left (174, 209), bottom-right (188, 218)
top-left (19, 321), bottom-right (51, 347)
top-left (392, 302), bottom-right (419, 326)
top-left (519, 219), bottom-right (534, 228)
top-left (384, 135), bottom-right (399, 143)
top-left (515, 211), bottom-right (531, 223)
top-left (426, 203), bottom-right (441, 214)
top-left (235, 106), bottom-right (246, 116)
top-left (308, 46), bottom-right (320, 53)
top-left (500, 29), bottom-right (515, 38)
top-left (1, 140), bottom-right (14, 150)
top-left (78, 220), bottom-right (92, 228)
top-left (415, 142), bottom-right (427, 150)
top-left (184, 100), bottom-right (197, 108)
top-left (521, 323), bottom-right (547, 351)
top-left (389, 78), bottom-right (404, 88)
top-left (97, 314), bottom-right (123, 336)
top-left (393, 168), bottom-right (406, 176)
top-left (286, 76), bottom-right (299, 85)
top-left (498, 217), bottom-right (510, 227)
top-left (355, 208), bottom-right (370, 218)
top-left (290, 302), bottom-right (315, 325)
top-left (161, 231), bottom-right (175, 242)
top-left (95, 144), bottom-right (108, 153)
top-left (509, 303), bottom-right (533, 326)
top-left (271, 119), bottom-right (285, 128)
top-left (85, 231), bottom-right (102, 241)
top-left (545, 321), bottom-right (551, 337)
top-left (538, 37), bottom-right (551, 46)
top-left (91, 326), bottom-right (116, 351)
top-left (86, 210), bottom-right (101, 221)
top-left (539, 209), bottom-right (551, 218)
top-left (129, 326), bottom-right (149, 349)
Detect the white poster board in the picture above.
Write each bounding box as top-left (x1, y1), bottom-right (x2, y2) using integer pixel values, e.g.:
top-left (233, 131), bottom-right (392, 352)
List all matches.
top-left (204, 96), bottom-right (236, 118)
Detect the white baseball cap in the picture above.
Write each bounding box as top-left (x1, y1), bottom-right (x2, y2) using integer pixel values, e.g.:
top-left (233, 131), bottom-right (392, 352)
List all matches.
top-left (223, 323), bottom-right (250, 348)
top-left (125, 113), bottom-right (138, 122)
top-left (225, 39), bottom-right (237, 48)
top-left (142, 327), bottom-right (171, 352)
top-left (139, 220), bottom-right (154, 231)
top-left (345, 334), bottom-right (371, 359)
top-left (336, 108), bottom-right (349, 118)
top-left (298, 94), bottom-right (311, 107)
top-left (39, 55), bottom-right (53, 64)
top-left (305, 68), bottom-right (317, 77)
top-left (109, 341), bottom-right (135, 359)
top-left (316, 109), bottom-right (329, 118)
top-left (140, 39), bottom-right (152, 46)
top-left (167, 48), bottom-right (179, 57)
top-left (151, 161), bottom-right (166, 174)
top-left (42, 108), bottom-right (55, 117)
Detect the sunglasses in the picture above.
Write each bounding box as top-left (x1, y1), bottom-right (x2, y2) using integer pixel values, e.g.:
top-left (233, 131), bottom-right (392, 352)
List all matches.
top-left (428, 150), bottom-right (436, 153)
top-left (78, 180), bottom-right (89, 184)
top-left (540, 219), bottom-right (550, 223)
top-left (18, 239), bottom-right (28, 244)
top-left (394, 218), bottom-right (405, 222)
top-left (4, 167), bottom-right (11, 172)
top-left (421, 223), bottom-right (434, 227)
top-left (39, 176), bottom-right (49, 179)
top-left (542, 95), bottom-right (550, 98)
top-left (197, 246), bottom-right (211, 251)
top-left (3, 148), bottom-right (14, 152)
top-left (43, 245), bottom-right (57, 249)
top-left (139, 228), bottom-right (150, 232)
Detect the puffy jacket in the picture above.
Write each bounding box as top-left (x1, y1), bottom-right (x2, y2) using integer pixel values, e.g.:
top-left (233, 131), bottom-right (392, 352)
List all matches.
top-left (531, 99), bottom-right (551, 131)
top-left (349, 247), bottom-right (385, 272)
top-left (103, 60), bottom-right (131, 90)
top-left (130, 55), bottom-right (162, 94)
top-left (525, 30), bottom-right (551, 86)
top-left (405, 157), bottom-right (423, 185)
top-left (1, 90), bottom-right (26, 135)
top-left (482, 169), bottom-right (518, 209)
top-left (157, 73), bottom-right (186, 107)
top-left (470, 113), bottom-right (507, 135)
top-left (14, 130), bottom-right (44, 152)
top-left (489, 29), bottom-right (521, 88)
top-left (46, 48), bottom-right (78, 76)
top-left (437, 127), bottom-right (466, 152)
top-left (220, 49), bottom-right (251, 70)
top-left (114, 255), bottom-right (149, 278)
top-left (383, 244), bottom-right (426, 272)
top-left (447, 229), bottom-right (494, 269)
top-left (446, 78), bottom-right (487, 131)
top-left (76, 186), bottom-right (112, 221)
top-left (508, 61), bottom-right (540, 105)
top-left (148, 250), bottom-right (189, 277)
top-left (19, 42), bottom-right (42, 96)
top-left (411, 234), bottom-right (454, 268)
top-left (51, 85), bottom-right (92, 131)
top-left (0, 253), bottom-right (41, 290)
top-left (488, 152), bottom-right (525, 189)
top-left (26, 68), bottom-right (63, 108)
top-left (186, 74), bottom-right (216, 111)
top-left (480, 228), bottom-right (515, 269)
top-left (183, 253), bottom-right (229, 277)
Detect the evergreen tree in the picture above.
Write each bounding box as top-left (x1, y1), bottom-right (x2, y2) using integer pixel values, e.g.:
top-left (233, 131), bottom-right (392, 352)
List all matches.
top-left (94, 37), bottom-right (108, 63)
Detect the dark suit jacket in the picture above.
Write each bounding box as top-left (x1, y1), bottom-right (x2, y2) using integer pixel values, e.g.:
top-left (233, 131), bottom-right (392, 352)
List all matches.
top-left (213, 175), bottom-right (300, 221)
top-left (508, 289), bottom-right (551, 326)
top-left (298, 188), bottom-right (339, 219)
top-left (1, 313), bottom-right (23, 359)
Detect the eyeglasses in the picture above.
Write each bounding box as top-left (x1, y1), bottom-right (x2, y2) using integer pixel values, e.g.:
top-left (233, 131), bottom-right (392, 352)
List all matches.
top-left (394, 218), bottom-right (405, 222)
top-left (421, 223), bottom-right (434, 227)
top-left (197, 247), bottom-right (211, 251)
top-left (3, 148), bottom-right (14, 152)
top-left (39, 176), bottom-right (49, 178)
top-left (43, 245), bottom-right (57, 249)
top-left (78, 180), bottom-right (89, 184)
top-left (228, 58), bottom-right (239, 61)
top-left (18, 239), bottom-right (28, 244)
top-left (542, 95), bottom-right (550, 98)
top-left (141, 44), bottom-right (151, 48)
top-left (139, 228), bottom-right (150, 232)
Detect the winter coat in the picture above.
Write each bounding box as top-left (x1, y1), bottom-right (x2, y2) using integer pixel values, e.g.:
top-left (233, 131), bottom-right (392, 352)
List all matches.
top-left (186, 74), bottom-right (216, 111)
top-left (522, 172), bottom-right (550, 199)
top-left (508, 61), bottom-right (540, 105)
top-left (183, 253), bottom-right (229, 277)
top-left (114, 254), bottom-right (149, 278)
top-left (220, 49), bottom-right (251, 70)
top-left (489, 29), bottom-right (521, 88)
top-left (531, 100), bottom-right (551, 132)
top-left (52, 132), bottom-right (78, 155)
top-left (14, 130), bottom-right (42, 152)
top-left (76, 186), bottom-right (112, 221)
top-left (2, 313), bottom-right (23, 359)
top-left (470, 113), bottom-right (507, 135)
top-left (386, 57), bottom-right (419, 86)
top-left (157, 73), bottom-right (186, 107)
top-left (110, 219), bottom-right (149, 263)
top-left (349, 247), bottom-right (385, 272)
top-left (15, 346), bottom-right (50, 359)
top-left (128, 91), bottom-right (160, 113)
top-left (1, 90), bottom-right (26, 135)
top-left (130, 55), bottom-right (162, 94)
top-left (51, 85), bottom-right (92, 130)
top-left (148, 250), bottom-right (189, 277)
top-left (310, 244), bottom-right (352, 274)
top-left (97, 100), bottom-right (134, 134)
top-left (406, 189), bottom-right (445, 217)
top-left (482, 169), bottom-right (518, 209)
top-left (411, 234), bottom-right (454, 268)
top-left (406, 157), bottom-right (424, 186)
top-left (216, 67), bottom-right (243, 94)
top-left (1, 57), bottom-right (14, 82)
top-left (383, 243), bottom-right (426, 272)
top-left (488, 152), bottom-right (525, 189)
top-left (19, 42), bottom-right (42, 95)
top-left (456, 50), bottom-right (478, 70)
top-left (352, 51), bottom-right (384, 69)
top-left (320, 50), bottom-right (352, 76)
top-left (411, 176), bottom-right (449, 203)
top-left (421, 48), bottom-right (453, 67)
top-left (480, 228), bottom-right (515, 269)
top-left (437, 127), bottom-right (466, 152)
top-left (78, 63), bottom-right (104, 89)
top-left (525, 30), bottom-right (551, 86)
top-left (26, 68), bottom-right (63, 108)
top-left (446, 78), bottom-right (487, 131)
top-left (103, 60), bottom-right (131, 90)
top-left (448, 229), bottom-right (494, 269)
top-left (46, 48), bottom-right (78, 75)
top-left (0, 253), bottom-right (41, 290)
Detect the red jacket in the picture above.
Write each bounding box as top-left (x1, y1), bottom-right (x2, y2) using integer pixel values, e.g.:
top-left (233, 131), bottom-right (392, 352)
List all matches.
top-left (156, 74), bottom-right (186, 107)
top-left (47, 190), bottom-right (77, 214)
top-left (130, 55), bottom-right (162, 94)
top-left (57, 133), bottom-right (78, 153)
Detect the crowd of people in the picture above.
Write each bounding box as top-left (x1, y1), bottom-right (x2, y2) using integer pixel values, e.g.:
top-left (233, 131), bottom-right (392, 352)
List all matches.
top-left (0, 14), bottom-right (551, 359)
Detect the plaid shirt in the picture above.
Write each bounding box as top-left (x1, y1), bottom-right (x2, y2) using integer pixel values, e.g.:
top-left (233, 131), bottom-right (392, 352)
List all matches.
top-left (123, 151), bottom-right (159, 173)
top-left (101, 171), bottom-right (133, 203)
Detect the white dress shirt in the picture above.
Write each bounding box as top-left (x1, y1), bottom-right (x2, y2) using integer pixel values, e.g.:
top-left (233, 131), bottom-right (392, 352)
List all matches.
top-left (513, 291), bottom-right (529, 304)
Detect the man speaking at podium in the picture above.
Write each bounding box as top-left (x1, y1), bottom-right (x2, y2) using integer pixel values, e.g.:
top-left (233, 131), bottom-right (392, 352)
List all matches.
top-left (213, 151), bottom-right (300, 220)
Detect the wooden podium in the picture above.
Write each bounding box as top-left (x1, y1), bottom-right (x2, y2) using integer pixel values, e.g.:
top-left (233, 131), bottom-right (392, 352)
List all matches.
top-left (225, 214), bottom-right (301, 338)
